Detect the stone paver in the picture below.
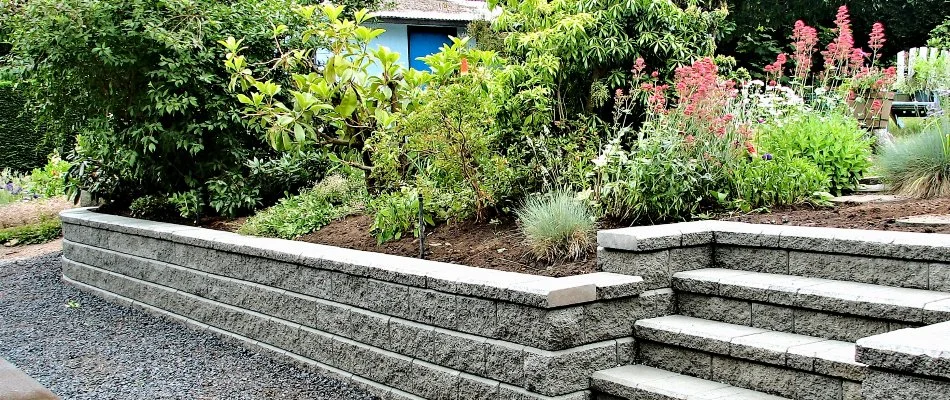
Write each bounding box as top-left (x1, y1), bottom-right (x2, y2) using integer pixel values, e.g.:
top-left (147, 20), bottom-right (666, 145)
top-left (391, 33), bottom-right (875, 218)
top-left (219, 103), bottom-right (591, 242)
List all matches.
top-left (897, 214), bottom-right (950, 227)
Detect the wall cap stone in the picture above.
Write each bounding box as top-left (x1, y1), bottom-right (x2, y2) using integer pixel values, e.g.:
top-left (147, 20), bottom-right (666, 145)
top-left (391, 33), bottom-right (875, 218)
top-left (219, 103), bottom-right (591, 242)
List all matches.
top-left (60, 208), bottom-right (643, 308)
top-left (598, 219), bottom-right (950, 262)
top-left (856, 321), bottom-right (950, 379)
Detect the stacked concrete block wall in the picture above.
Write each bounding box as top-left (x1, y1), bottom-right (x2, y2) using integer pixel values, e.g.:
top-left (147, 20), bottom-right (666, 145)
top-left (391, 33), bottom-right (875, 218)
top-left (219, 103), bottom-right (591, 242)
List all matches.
top-left (594, 221), bottom-right (950, 400)
top-left (856, 321), bottom-right (950, 400)
top-left (59, 208), bottom-right (674, 400)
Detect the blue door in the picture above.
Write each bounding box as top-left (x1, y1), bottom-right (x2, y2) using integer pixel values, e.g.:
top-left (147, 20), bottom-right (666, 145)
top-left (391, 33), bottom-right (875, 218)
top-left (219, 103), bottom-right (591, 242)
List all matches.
top-left (408, 26), bottom-right (457, 71)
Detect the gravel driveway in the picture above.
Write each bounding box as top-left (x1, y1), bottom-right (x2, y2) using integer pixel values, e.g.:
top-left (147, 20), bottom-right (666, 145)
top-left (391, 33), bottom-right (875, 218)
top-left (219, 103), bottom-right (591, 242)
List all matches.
top-left (0, 252), bottom-right (376, 400)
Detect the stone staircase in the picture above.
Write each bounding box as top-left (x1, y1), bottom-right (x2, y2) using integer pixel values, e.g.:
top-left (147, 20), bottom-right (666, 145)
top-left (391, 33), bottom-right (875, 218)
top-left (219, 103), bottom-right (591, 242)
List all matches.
top-left (590, 223), bottom-right (950, 400)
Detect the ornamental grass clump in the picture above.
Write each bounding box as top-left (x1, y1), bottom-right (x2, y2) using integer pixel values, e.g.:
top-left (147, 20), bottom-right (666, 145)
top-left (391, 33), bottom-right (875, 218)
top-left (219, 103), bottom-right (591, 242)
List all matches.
top-left (879, 118), bottom-right (950, 198)
top-left (516, 191), bottom-right (595, 261)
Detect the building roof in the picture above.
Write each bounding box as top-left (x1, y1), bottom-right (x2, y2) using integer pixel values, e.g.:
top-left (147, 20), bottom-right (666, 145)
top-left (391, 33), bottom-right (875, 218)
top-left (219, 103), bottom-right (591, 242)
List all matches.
top-left (371, 0), bottom-right (493, 23)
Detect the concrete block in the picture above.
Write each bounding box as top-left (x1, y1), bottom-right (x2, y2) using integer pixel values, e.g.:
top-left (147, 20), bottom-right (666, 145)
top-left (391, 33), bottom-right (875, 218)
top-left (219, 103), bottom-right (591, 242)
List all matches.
top-left (496, 303), bottom-right (585, 350)
top-left (597, 248), bottom-right (670, 290)
top-left (729, 331), bottom-right (826, 366)
top-left (506, 279), bottom-right (597, 308)
top-left (635, 315), bottom-right (765, 355)
top-left (862, 369), bottom-right (950, 400)
top-left (348, 309), bottom-right (391, 349)
top-left (484, 338), bottom-right (526, 386)
top-left (856, 322), bottom-right (950, 379)
top-left (793, 309), bottom-right (889, 342)
top-left (638, 341), bottom-right (713, 379)
top-left (669, 246), bottom-right (714, 276)
top-left (407, 287), bottom-right (458, 328)
top-left (551, 273), bottom-right (645, 301)
top-left (678, 293), bottom-right (752, 326)
top-left (597, 224), bottom-right (684, 251)
top-left (714, 246), bottom-right (788, 274)
top-left (615, 337), bottom-right (635, 366)
top-left (711, 355), bottom-right (842, 400)
top-left (455, 295), bottom-right (498, 337)
top-left (788, 251), bottom-right (930, 289)
top-left (407, 360), bottom-right (460, 400)
top-left (430, 328), bottom-right (487, 376)
top-left (523, 341), bottom-right (616, 396)
top-left (930, 263), bottom-right (950, 292)
top-left (458, 372), bottom-right (501, 400)
top-left (388, 319), bottom-right (435, 361)
top-left (751, 303), bottom-right (794, 332)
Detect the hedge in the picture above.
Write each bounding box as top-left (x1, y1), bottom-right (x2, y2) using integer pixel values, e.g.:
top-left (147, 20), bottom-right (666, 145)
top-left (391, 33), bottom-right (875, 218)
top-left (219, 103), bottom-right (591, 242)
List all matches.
top-left (0, 81), bottom-right (47, 171)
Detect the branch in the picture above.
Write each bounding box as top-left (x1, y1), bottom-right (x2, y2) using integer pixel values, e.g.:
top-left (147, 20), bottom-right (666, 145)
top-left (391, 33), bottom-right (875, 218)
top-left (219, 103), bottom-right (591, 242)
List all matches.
top-left (343, 160), bottom-right (374, 172)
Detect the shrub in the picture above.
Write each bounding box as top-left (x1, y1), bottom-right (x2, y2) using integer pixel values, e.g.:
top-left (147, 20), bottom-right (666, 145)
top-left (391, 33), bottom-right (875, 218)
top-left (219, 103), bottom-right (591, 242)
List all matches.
top-left (368, 188), bottom-right (426, 245)
top-left (516, 191), bottom-right (595, 261)
top-left (879, 118), bottom-right (950, 198)
top-left (4, 0), bottom-right (313, 216)
top-left (26, 153), bottom-right (70, 198)
top-left (757, 111), bottom-right (873, 194)
top-left (0, 216), bottom-right (61, 246)
top-left (239, 175), bottom-right (365, 239)
top-left (724, 157), bottom-right (830, 211)
top-left (928, 16), bottom-right (950, 48)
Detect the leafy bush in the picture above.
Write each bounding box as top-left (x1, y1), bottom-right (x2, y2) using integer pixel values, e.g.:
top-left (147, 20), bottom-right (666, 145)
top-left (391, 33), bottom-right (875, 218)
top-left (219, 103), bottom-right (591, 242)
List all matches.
top-left (368, 188), bottom-right (427, 245)
top-left (879, 118), bottom-right (950, 198)
top-left (26, 153), bottom-right (70, 198)
top-left (516, 191), bottom-right (594, 261)
top-left (928, 16), bottom-right (950, 49)
top-left (4, 0), bottom-right (312, 216)
top-left (223, 5), bottom-right (429, 192)
top-left (0, 216), bottom-right (61, 246)
top-left (724, 157), bottom-right (830, 211)
top-left (239, 175), bottom-right (365, 239)
top-left (757, 111), bottom-right (873, 194)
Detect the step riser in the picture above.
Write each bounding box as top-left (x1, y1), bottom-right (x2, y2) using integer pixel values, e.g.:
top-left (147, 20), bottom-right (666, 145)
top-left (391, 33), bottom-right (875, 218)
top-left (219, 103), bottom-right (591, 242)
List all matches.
top-left (638, 341), bottom-right (862, 400)
top-left (678, 293), bottom-right (919, 342)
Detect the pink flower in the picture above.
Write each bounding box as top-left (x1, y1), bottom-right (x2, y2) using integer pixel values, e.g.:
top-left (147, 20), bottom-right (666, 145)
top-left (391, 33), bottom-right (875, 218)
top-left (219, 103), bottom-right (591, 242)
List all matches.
top-left (651, 71), bottom-right (659, 78)
top-left (633, 58), bottom-right (646, 73)
top-left (869, 22), bottom-right (886, 53)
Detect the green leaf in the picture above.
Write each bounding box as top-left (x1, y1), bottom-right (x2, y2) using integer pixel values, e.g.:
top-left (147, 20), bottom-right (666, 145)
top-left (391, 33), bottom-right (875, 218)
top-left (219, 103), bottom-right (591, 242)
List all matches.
top-left (335, 87), bottom-right (358, 118)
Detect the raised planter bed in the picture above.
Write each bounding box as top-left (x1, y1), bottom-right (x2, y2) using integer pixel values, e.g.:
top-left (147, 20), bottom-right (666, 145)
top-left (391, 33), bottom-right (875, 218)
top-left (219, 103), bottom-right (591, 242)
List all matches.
top-left (59, 208), bottom-right (668, 400)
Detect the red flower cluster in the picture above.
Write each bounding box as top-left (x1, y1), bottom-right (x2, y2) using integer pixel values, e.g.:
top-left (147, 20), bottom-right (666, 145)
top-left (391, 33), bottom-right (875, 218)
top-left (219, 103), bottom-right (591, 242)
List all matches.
top-left (791, 20), bottom-right (818, 80)
top-left (821, 5), bottom-right (855, 73)
top-left (764, 53), bottom-right (787, 84)
top-left (868, 22), bottom-right (886, 54)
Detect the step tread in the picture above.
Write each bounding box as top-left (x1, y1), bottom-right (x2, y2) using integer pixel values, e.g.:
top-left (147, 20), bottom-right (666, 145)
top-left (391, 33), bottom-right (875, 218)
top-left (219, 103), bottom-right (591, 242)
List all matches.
top-left (592, 365), bottom-right (790, 400)
top-left (635, 315), bottom-right (865, 381)
top-left (673, 268), bottom-right (950, 324)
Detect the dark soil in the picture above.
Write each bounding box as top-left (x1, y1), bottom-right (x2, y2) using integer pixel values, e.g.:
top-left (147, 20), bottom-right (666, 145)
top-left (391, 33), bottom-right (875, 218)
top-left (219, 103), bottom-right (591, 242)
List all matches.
top-left (94, 195), bottom-right (950, 279)
top-left (720, 197), bottom-right (950, 234)
top-left (299, 215), bottom-right (599, 277)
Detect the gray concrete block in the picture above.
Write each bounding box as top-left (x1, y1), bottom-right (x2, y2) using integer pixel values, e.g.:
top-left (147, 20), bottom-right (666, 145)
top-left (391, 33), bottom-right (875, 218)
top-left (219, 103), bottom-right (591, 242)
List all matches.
top-left (407, 287), bottom-right (458, 328)
top-left (388, 319), bottom-right (435, 361)
top-left (669, 246), bottom-right (714, 276)
top-left (712, 222), bottom-right (783, 248)
top-left (497, 384), bottom-right (591, 400)
top-left (597, 248), bottom-right (670, 290)
top-left (615, 337), bottom-right (635, 366)
top-left (788, 251), bottom-right (930, 289)
top-left (523, 341), bottom-right (616, 396)
top-left (348, 309), bottom-right (391, 349)
top-left (842, 380), bottom-right (862, 400)
top-left (458, 372), bottom-right (501, 400)
top-left (496, 303), bottom-right (585, 350)
top-left (506, 279), bottom-right (597, 308)
top-left (550, 273), bottom-right (645, 301)
top-left (923, 298), bottom-right (950, 324)
top-left (334, 275), bottom-right (410, 319)
top-left (597, 224), bottom-right (685, 252)
top-left (455, 295), bottom-right (498, 337)
top-left (729, 331), bottom-right (827, 366)
top-left (484, 338), bottom-right (526, 386)
top-left (793, 309), bottom-right (889, 342)
top-left (862, 369), bottom-right (950, 400)
top-left (635, 315), bottom-right (765, 355)
top-left (711, 355), bottom-right (842, 400)
top-left (856, 322), bottom-right (950, 379)
top-left (751, 303), bottom-right (794, 332)
top-left (678, 293), bottom-right (752, 326)
top-left (638, 341), bottom-right (714, 379)
top-left (407, 360), bottom-right (460, 400)
top-left (714, 246), bottom-right (788, 274)
top-left (930, 263), bottom-right (950, 292)
top-left (430, 328), bottom-right (487, 376)
top-left (295, 326), bottom-right (338, 365)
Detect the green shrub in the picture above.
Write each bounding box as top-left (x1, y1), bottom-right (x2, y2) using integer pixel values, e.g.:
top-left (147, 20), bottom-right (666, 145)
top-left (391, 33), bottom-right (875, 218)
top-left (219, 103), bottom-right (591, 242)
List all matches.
top-left (0, 82), bottom-right (48, 171)
top-left (929, 17), bottom-right (950, 48)
top-left (516, 191), bottom-right (595, 261)
top-left (757, 111), bottom-right (873, 194)
top-left (597, 135), bottom-right (708, 222)
top-left (724, 157), bottom-right (830, 211)
top-left (879, 118), bottom-right (950, 198)
top-left (25, 152), bottom-right (70, 198)
top-left (239, 175), bottom-right (365, 239)
top-left (0, 216), bottom-right (61, 246)
top-left (4, 0), bottom-right (315, 216)
top-left (368, 188), bottom-right (426, 245)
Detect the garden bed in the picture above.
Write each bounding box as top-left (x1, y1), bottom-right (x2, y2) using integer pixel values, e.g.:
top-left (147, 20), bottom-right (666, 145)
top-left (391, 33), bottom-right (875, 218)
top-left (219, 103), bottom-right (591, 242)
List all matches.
top-left (721, 196), bottom-right (950, 233)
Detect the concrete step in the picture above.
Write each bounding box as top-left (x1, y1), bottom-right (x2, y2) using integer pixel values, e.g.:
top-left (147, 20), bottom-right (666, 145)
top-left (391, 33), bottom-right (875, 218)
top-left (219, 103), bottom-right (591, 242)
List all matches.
top-left (673, 269), bottom-right (950, 341)
top-left (591, 365), bottom-right (790, 400)
top-left (636, 315), bottom-right (865, 381)
top-left (633, 316), bottom-right (863, 400)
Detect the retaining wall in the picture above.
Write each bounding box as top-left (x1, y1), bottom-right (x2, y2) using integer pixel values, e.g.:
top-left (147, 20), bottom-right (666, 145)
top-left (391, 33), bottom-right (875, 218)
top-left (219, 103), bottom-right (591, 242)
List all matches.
top-left (60, 208), bottom-right (673, 400)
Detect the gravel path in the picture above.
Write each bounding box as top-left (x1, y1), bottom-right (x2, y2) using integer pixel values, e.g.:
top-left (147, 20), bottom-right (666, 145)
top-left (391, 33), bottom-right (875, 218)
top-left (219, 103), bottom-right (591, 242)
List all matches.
top-left (0, 253), bottom-right (376, 400)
